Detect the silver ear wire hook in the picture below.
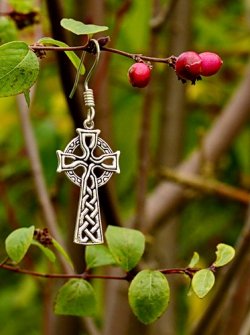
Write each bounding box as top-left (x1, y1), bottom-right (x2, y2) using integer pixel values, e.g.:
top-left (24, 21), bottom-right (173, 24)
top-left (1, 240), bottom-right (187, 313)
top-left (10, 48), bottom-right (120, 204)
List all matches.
top-left (83, 39), bottom-right (100, 129)
top-left (84, 39), bottom-right (100, 91)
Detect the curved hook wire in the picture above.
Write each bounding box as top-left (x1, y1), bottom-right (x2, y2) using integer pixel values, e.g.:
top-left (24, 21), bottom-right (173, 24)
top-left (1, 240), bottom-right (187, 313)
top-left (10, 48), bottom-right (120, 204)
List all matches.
top-left (84, 39), bottom-right (100, 91)
top-left (83, 39), bottom-right (100, 129)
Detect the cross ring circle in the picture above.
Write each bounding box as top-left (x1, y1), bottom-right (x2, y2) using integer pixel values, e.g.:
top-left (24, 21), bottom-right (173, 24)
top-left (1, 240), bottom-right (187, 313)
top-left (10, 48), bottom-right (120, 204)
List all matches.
top-left (62, 135), bottom-right (114, 188)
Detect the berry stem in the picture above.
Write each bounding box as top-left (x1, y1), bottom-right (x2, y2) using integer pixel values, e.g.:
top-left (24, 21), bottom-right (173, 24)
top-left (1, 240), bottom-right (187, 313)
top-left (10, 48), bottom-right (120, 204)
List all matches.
top-left (30, 41), bottom-right (175, 65)
top-left (101, 46), bottom-right (175, 64)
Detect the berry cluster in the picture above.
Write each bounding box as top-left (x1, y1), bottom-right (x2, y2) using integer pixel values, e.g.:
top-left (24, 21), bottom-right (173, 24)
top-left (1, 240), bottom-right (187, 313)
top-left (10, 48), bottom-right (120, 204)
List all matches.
top-left (127, 51), bottom-right (222, 88)
top-left (175, 51), bottom-right (223, 84)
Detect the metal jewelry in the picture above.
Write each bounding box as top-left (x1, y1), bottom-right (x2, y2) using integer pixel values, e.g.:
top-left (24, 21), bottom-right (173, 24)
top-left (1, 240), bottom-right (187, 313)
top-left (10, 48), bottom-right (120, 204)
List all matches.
top-left (56, 40), bottom-right (120, 245)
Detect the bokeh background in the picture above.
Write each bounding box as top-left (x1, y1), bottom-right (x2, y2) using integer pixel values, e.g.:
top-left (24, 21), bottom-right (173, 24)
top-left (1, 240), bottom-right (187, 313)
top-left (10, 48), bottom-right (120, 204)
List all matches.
top-left (0, 0), bottom-right (250, 334)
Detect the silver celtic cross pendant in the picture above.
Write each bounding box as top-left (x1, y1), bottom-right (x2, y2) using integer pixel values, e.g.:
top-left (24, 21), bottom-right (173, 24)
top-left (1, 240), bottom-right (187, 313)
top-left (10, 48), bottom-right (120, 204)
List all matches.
top-left (57, 128), bottom-right (120, 244)
top-left (56, 39), bottom-right (120, 245)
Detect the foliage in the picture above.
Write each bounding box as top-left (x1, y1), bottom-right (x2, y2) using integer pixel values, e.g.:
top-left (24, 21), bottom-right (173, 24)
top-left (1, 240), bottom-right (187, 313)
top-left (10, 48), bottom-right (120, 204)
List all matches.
top-left (54, 279), bottom-right (97, 316)
top-left (5, 226), bottom-right (34, 263)
top-left (60, 18), bottom-right (108, 35)
top-left (37, 37), bottom-right (85, 74)
top-left (0, 41), bottom-right (39, 98)
top-left (0, 0), bottom-right (249, 334)
top-left (85, 244), bottom-right (116, 269)
top-left (213, 243), bottom-right (235, 267)
top-left (105, 225), bottom-right (145, 272)
top-left (1, 225), bottom-right (235, 323)
top-left (128, 270), bottom-right (170, 324)
top-left (191, 269), bottom-right (215, 299)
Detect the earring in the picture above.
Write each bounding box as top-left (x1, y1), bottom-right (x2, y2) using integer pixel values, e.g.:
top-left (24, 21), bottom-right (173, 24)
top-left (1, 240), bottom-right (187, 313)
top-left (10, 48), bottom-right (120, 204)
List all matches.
top-left (56, 39), bottom-right (120, 245)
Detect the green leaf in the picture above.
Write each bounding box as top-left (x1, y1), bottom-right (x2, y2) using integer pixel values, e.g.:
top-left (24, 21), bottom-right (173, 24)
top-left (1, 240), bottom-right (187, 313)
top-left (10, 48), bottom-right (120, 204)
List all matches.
top-left (54, 279), bottom-right (97, 316)
top-left (38, 37), bottom-right (85, 75)
top-left (188, 251), bottom-right (200, 268)
top-left (52, 238), bottom-right (74, 270)
top-left (31, 240), bottom-right (56, 262)
top-left (128, 270), bottom-right (170, 324)
top-left (105, 226), bottom-right (145, 272)
top-left (60, 18), bottom-right (108, 35)
top-left (0, 41), bottom-right (39, 97)
top-left (5, 226), bottom-right (35, 263)
top-left (192, 269), bottom-right (215, 298)
top-left (85, 245), bottom-right (116, 269)
top-left (23, 90), bottom-right (30, 107)
top-left (213, 243), bottom-right (235, 267)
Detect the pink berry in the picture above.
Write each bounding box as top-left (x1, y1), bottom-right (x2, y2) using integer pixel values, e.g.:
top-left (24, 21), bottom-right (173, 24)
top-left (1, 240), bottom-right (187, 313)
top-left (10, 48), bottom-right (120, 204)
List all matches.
top-left (128, 62), bottom-right (151, 88)
top-left (199, 52), bottom-right (223, 76)
top-left (175, 51), bottom-right (202, 84)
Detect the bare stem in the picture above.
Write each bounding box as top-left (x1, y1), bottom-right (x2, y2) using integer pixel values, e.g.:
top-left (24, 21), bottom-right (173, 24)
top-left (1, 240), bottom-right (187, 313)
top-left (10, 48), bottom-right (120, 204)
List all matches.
top-left (160, 168), bottom-right (250, 204)
top-left (16, 94), bottom-right (71, 274)
top-left (133, 28), bottom-right (159, 229)
top-left (30, 43), bottom-right (175, 64)
top-left (0, 262), bottom-right (200, 280)
top-left (0, 263), bottom-right (127, 280)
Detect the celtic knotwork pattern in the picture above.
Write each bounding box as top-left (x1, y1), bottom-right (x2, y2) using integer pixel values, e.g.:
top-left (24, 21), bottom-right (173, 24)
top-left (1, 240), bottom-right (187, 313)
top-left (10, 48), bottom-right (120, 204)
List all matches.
top-left (56, 128), bottom-right (120, 245)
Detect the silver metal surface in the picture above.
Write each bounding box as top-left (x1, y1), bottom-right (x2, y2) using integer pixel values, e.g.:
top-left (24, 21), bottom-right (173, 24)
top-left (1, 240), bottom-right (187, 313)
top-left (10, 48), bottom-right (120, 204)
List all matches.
top-left (57, 128), bottom-right (120, 245)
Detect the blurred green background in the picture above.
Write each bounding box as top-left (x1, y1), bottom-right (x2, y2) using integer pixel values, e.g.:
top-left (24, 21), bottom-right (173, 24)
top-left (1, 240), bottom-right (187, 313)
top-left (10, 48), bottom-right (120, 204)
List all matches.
top-left (0, 0), bottom-right (250, 334)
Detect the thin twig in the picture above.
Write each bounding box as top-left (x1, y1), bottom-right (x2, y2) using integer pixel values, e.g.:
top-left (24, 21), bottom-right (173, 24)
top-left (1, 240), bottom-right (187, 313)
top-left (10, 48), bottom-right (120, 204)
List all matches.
top-left (17, 93), bottom-right (71, 274)
top-left (0, 263), bottom-right (127, 280)
top-left (101, 46), bottom-right (174, 63)
top-left (133, 16), bottom-right (159, 229)
top-left (30, 43), bottom-right (175, 64)
top-left (0, 262), bottom-right (200, 280)
top-left (160, 168), bottom-right (250, 204)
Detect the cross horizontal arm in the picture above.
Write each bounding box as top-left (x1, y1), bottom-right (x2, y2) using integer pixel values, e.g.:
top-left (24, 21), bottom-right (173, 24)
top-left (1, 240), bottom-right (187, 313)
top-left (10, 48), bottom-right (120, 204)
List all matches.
top-left (56, 150), bottom-right (88, 172)
top-left (92, 151), bottom-right (120, 173)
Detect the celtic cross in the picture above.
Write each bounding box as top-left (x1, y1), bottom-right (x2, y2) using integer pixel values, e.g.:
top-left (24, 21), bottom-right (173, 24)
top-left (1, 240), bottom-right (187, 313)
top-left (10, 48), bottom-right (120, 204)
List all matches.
top-left (56, 128), bottom-right (120, 245)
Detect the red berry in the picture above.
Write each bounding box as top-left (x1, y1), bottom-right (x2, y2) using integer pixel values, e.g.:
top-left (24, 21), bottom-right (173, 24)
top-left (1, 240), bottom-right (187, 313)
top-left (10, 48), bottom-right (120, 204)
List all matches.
top-left (175, 51), bottom-right (202, 84)
top-left (199, 52), bottom-right (223, 76)
top-left (128, 62), bottom-right (151, 88)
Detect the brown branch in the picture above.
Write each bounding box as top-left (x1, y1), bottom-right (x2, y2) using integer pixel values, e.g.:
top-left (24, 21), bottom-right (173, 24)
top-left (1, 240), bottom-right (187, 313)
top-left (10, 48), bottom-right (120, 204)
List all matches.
top-left (133, 87), bottom-right (153, 229)
top-left (0, 262), bottom-right (200, 280)
top-left (142, 62), bottom-right (250, 233)
top-left (101, 45), bottom-right (175, 64)
top-left (45, 0), bottom-right (84, 128)
top-left (160, 168), bottom-right (250, 205)
top-left (16, 95), bottom-right (72, 275)
top-left (133, 26), bottom-right (159, 229)
top-left (0, 263), bottom-right (127, 280)
top-left (16, 8), bottom-right (73, 273)
top-left (30, 43), bottom-right (175, 65)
